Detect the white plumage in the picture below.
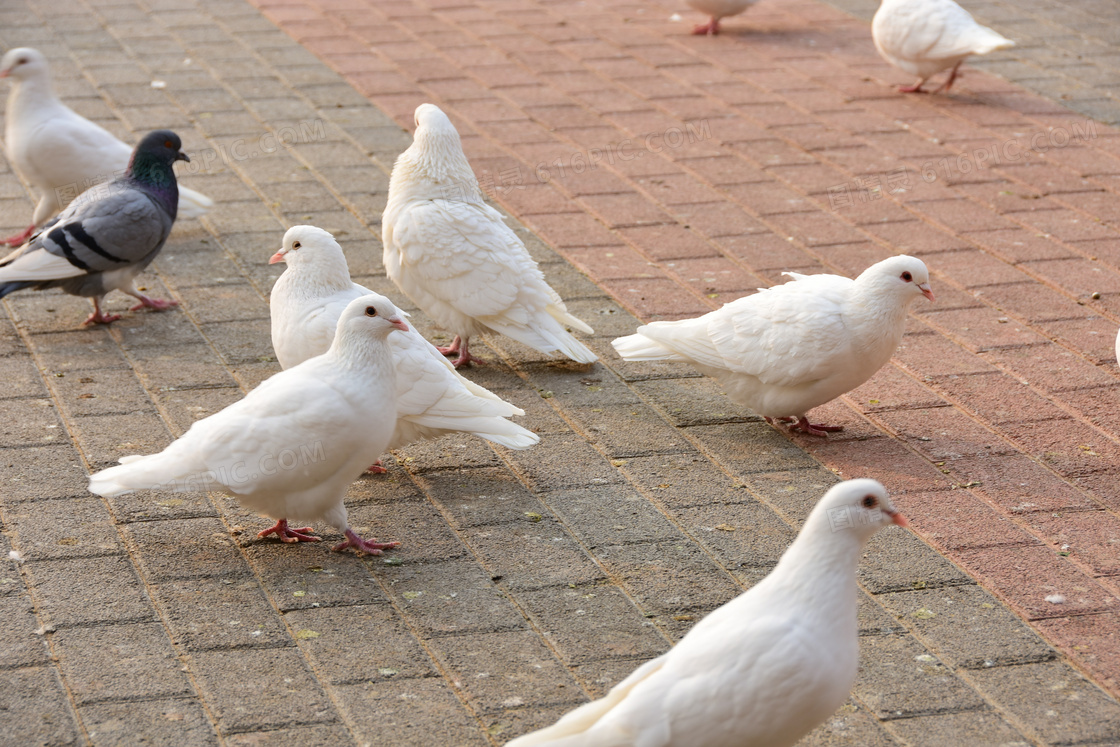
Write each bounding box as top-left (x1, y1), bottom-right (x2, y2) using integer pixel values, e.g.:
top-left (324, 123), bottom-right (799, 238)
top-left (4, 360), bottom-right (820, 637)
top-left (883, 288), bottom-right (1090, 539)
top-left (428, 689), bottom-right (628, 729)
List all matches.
top-left (612, 256), bottom-right (934, 436)
top-left (872, 0), bottom-right (1015, 93)
top-left (685, 0), bottom-right (758, 35)
top-left (0, 47), bottom-right (212, 246)
top-left (383, 103), bottom-right (595, 368)
top-left (269, 225), bottom-right (539, 468)
top-left (507, 479), bottom-right (908, 747)
top-left (88, 295), bottom-right (408, 555)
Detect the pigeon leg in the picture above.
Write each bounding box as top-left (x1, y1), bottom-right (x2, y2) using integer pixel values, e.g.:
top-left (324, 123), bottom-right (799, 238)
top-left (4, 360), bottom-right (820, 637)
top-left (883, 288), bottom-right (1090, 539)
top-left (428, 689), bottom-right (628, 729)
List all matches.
top-left (764, 416), bottom-right (798, 425)
top-left (332, 528), bottom-right (400, 555)
top-left (83, 298), bottom-right (121, 326)
top-left (258, 518), bottom-right (321, 543)
top-left (933, 62), bottom-right (962, 93)
top-left (435, 335), bottom-right (462, 356)
top-left (1, 225), bottom-right (36, 246)
top-left (366, 460), bottom-right (388, 475)
top-left (788, 417), bottom-right (844, 438)
top-left (124, 287), bottom-right (179, 312)
top-left (440, 336), bottom-right (485, 368)
top-left (898, 79), bottom-right (927, 93)
top-left (691, 17), bottom-right (720, 35)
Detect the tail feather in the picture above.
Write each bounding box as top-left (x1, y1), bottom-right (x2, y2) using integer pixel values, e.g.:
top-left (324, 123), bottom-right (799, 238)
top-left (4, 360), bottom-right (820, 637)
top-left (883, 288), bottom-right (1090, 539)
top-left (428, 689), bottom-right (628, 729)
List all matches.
top-left (0, 281), bottom-right (37, 300)
top-left (493, 316), bottom-right (598, 364)
top-left (611, 332), bottom-right (684, 362)
top-left (177, 186), bottom-right (214, 219)
top-left (970, 30), bottom-right (1015, 55)
top-left (88, 453), bottom-right (184, 497)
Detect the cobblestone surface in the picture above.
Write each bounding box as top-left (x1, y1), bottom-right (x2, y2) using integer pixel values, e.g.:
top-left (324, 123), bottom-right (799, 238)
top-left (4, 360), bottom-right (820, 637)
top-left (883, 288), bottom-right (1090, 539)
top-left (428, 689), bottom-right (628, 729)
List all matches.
top-left (0, 0), bottom-right (1118, 744)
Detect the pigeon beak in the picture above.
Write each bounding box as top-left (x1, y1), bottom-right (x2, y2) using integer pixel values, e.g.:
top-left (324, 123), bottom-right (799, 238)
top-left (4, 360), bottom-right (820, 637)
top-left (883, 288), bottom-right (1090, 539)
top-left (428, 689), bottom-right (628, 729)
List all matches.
top-left (176, 152), bottom-right (190, 163)
top-left (268, 250), bottom-right (286, 265)
top-left (888, 510), bottom-right (908, 527)
top-left (0, 70), bottom-right (9, 79)
top-left (389, 316), bottom-right (409, 332)
top-left (918, 283), bottom-right (935, 302)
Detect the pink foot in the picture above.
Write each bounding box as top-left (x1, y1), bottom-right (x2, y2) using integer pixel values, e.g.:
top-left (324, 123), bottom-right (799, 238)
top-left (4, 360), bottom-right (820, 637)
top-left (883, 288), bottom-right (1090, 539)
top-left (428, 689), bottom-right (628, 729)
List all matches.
top-left (83, 309), bottom-right (121, 326)
top-left (788, 416), bottom-right (844, 438)
top-left (332, 528), bottom-right (400, 556)
top-left (691, 18), bottom-right (720, 35)
top-left (366, 460), bottom-right (387, 475)
top-left (1, 225), bottom-right (35, 247)
top-left (436, 335), bottom-right (484, 368)
top-left (898, 81), bottom-right (927, 93)
top-left (129, 295), bottom-right (178, 312)
top-left (258, 518), bottom-right (321, 543)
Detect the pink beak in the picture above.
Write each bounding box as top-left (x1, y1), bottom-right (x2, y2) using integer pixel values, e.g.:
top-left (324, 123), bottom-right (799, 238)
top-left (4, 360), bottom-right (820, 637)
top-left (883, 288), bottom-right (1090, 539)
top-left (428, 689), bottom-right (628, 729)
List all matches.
top-left (919, 283), bottom-right (935, 302)
top-left (389, 316), bottom-right (408, 332)
top-left (0, 70), bottom-right (9, 79)
top-left (268, 251), bottom-right (285, 265)
top-left (889, 511), bottom-right (908, 527)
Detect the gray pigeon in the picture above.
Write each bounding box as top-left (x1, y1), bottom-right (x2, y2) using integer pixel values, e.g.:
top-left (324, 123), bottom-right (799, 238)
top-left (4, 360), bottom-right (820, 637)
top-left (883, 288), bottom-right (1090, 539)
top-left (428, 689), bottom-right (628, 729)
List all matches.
top-left (0, 129), bottom-right (187, 325)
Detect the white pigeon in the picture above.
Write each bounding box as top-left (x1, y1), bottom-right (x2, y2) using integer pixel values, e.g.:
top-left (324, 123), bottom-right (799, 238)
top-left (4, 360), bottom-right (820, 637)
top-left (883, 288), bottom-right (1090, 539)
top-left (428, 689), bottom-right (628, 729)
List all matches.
top-left (0, 47), bottom-right (212, 246)
top-left (269, 225), bottom-right (539, 473)
top-left (88, 295), bottom-right (408, 555)
top-left (685, 0), bottom-right (758, 35)
top-left (612, 256), bottom-right (934, 436)
top-left (507, 478), bottom-right (908, 747)
top-left (872, 0), bottom-right (1015, 93)
top-left (382, 103), bottom-right (596, 368)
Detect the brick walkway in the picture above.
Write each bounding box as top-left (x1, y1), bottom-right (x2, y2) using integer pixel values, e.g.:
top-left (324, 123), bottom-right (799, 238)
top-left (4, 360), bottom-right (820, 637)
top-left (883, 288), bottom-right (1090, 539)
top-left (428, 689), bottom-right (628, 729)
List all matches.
top-left (1, 0), bottom-right (1120, 744)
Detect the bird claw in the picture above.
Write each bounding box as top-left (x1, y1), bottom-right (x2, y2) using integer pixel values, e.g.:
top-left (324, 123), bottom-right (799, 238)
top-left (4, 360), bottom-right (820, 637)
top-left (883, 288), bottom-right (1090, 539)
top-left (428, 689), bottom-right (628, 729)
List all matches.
top-left (0, 225), bottom-right (35, 246)
top-left (332, 528), bottom-right (400, 556)
top-left (787, 417), bottom-right (844, 438)
top-left (129, 296), bottom-right (178, 312)
top-left (898, 82), bottom-right (926, 93)
top-left (258, 519), bottom-right (321, 544)
top-left (691, 20), bottom-right (720, 35)
top-left (82, 310), bottom-right (121, 326)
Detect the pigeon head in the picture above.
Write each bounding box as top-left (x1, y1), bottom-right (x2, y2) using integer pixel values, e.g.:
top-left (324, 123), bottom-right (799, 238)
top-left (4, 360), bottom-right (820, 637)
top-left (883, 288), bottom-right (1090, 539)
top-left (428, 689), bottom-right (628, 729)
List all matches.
top-left (858, 255), bottom-right (935, 304)
top-left (338, 294), bottom-right (409, 341)
top-left (398, 103), bottom-right (475, 189)
top-left (0, 47), bottom-right (48, 81)
top-left (126, 130), bottom-right (189, 217)
top-left (809, 478), bottom-right (907, 542)
top-left (271, 225), bottom-right (345, 267)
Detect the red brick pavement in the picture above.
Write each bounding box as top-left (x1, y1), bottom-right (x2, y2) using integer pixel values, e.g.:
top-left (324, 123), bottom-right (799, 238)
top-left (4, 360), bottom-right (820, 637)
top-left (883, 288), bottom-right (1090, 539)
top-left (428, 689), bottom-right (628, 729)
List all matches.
top-left (250, 0), bottom-right (1120, 696)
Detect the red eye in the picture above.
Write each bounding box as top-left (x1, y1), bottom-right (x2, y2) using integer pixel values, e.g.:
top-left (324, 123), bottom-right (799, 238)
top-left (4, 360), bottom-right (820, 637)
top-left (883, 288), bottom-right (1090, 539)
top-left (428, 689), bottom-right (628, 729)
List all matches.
top-left (901, 271), bottom-right (912, 282)
top-left (164, 140), bottom-right (173, 148)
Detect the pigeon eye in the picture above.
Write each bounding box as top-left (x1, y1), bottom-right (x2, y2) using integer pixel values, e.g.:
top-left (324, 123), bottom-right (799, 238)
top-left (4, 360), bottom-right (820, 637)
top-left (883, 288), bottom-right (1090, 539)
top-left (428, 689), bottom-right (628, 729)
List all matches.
top-left (365, 306), bottom-right (378, 317)
top-left (164, 140), bottom-right (173, 148)
top-left (862, 495), bottom-right (878, 508)
top-left (292, 241), bottom-right (301, 249)
top-left (16, 58), bottom-right (26, 65)
top-left (901, 271), bottom-right (912, 282)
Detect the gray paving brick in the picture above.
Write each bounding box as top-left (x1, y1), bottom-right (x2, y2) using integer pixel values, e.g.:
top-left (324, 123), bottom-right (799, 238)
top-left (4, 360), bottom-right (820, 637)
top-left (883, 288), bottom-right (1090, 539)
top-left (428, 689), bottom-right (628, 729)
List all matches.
top-left (245, 543), bottom-right (388, 611)
top-left (0, 667), bottom-right (80, 746)
top-left (0, 592), bottom-right (49, 669)
top-left (155, 576), bottom-right (291, 650)
top-left (431, 629), bottom-right (581, 712)
top-left (596, 539), bottom-right (742, 616)
top-left (617, 452), bottom-right (747, 509)
top-left (191, 647), bottom-right (336, 733)
top-left (378, 558), bottom-right (527, 635)
top-left (69, 411), bottom-right (173, 468)
top-left (686, 421), bottom-right (822, 475)
top-left (859, 527), bottom-right (975, 594)
top-left (335, 677), bottom-right (488, 747)
top-left (53, 621), bottom-right (191, 704)
top-left (802, 700), bottom-right (901, 746)
top-left (633, 375), bottom-right (757, 427)
top-left (284, 604), bottom-right (435, 685)
top-left (126, 518), bottom-right (249, 581)
top-left (853, 634), bottom-right (988, 719)
top-left (503, 432), bottom-right (625, 493)
top-left (5, 496), bottom-right (123, 560)
top-left (567, 403), bottom-right (694, 458)
top-left (885, 707), bottom-right (1029, 746)
top-left (0, 444), bottom-right (89, 502)
top-left (878, 584), bottom-right (1056, 668)
top-left (968, 659), bottom-right (1120, 744)
top-left (418, 468), bottom-right (547, 528)
top-left (517, 583), bottom-right (668, 664)
top-left (31, 555), bottom-right (154, 628)
top-left (546, 486), bottom-right (682, 547)
top-left (460, 518), bottom-right (606, 591)
top-left (396, 430), bottom-right (505, 473)
top-left (82, 698), bottom-right (218, 747)
top-left (672, 498), bottom-right (798, 568)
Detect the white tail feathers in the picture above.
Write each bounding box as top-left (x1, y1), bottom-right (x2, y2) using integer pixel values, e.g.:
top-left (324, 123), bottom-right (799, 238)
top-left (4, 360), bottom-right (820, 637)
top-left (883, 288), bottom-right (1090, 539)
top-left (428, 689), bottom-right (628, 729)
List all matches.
top-left (611, 332), bottom-right (682, 362)
top-left (177, 186), bottom-right (214, 219)
top-left (969, 27), bottom-right (1014, 54)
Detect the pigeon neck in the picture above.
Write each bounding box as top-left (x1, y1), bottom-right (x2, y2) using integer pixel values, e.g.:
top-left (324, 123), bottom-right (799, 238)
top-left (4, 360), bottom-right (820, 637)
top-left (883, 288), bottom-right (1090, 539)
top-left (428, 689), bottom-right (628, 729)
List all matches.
top-left (765, 517), bottom-right (867, 617)
top-left (390, 136), bottom-right (480, 204)
top-left (127, 152), bottom-right (180, 219)
top-left (328, 326), bottom-right (394, 374)
top-left (7, 70), bottom-right (58, 124)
